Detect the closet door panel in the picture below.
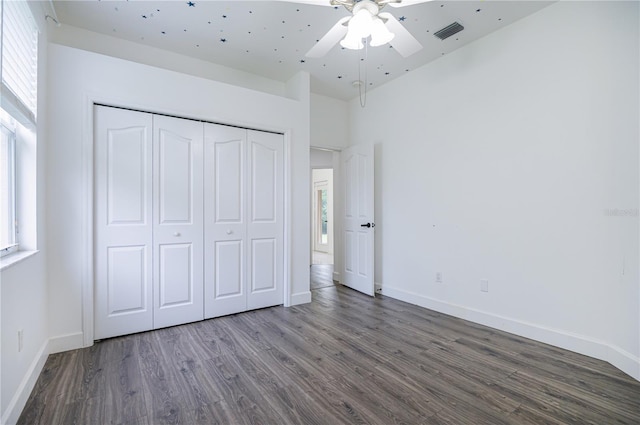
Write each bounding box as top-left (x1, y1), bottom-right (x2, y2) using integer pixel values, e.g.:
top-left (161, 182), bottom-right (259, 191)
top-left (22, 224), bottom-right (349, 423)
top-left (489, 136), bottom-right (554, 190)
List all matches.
top-left (215, 139), bottom-right (243, 222)
top-left (158, 129), bottom-right (193, 223)
top-left (204, 124), bottom-right (248, 318)
top-left (158, 243), bottom-right (193, 306)
top-left (106, 246), bottom-right (148, 314)
top-left (215, 240), bottom-right (243, 297)
top-left (247, 130), bottom-right (284, 310)
top-left (95, 106), bottom-right (153, 339)
top-left (251, 141), bottom-right (277, 222)
top-left (251, 239), bottom-right (276, 293)
top-left (107, 133), bottom-right (147, 225)
top-left (210, 239), bottom-right (246, 316)
top-left (153, 115), bottom-right (204, 329)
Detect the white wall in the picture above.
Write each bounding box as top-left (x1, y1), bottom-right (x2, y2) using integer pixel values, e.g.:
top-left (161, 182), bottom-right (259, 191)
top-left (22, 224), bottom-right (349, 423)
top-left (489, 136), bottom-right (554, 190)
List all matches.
top-left (310, 148), bottom-right (334, 168)
top-left (349, 1), bottom-right (639, 380)
top-left (50, 25), bottom-right (287, 98)
top-left (310, 93), bottom-right (349, 150)
top-left (46, 43), bottom-right (311, 352)
top-left (1, 5), bottom-right (51, 422)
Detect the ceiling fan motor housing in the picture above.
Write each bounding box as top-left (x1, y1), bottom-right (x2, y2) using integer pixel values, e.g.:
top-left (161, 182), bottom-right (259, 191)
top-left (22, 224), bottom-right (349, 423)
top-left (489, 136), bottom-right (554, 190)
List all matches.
top-left (334, 0), bottom-right (399, 12)
top-left (354, 0), bottom-right (381, 16)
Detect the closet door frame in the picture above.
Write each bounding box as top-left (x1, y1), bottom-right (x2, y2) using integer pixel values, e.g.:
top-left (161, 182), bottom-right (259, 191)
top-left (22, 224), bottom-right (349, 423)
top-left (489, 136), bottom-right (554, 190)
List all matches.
top-left (84, 99), bottom-right (292, 347)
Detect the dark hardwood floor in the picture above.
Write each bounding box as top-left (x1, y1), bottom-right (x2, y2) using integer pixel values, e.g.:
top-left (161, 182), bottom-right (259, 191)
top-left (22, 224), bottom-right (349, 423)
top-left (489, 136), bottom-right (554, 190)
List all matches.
top-left (19, 284), bottom-right (640, 424)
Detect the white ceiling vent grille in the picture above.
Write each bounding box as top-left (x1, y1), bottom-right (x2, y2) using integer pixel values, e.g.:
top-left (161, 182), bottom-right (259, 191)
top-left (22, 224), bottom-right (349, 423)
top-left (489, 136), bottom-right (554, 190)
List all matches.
top-left (434, 22), bottom-right (464, 40)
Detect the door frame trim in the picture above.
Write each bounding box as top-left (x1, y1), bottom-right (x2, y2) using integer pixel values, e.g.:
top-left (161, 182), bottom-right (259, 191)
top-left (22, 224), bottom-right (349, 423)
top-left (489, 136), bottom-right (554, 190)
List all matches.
top-left (81, 94), bottom-right (293, 347)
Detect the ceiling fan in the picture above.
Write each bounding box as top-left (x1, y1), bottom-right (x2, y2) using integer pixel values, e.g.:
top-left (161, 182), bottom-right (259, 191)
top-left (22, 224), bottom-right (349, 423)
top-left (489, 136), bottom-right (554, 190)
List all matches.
top-left (283, 0), bottom-right (429, 58)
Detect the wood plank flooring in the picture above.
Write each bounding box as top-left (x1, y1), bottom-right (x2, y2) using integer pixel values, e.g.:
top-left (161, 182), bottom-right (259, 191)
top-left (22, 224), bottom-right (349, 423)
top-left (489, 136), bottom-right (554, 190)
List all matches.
top-left (310, 264), bottom-right (335, 290)
top-left (19, 284), bottom-right (640, 424)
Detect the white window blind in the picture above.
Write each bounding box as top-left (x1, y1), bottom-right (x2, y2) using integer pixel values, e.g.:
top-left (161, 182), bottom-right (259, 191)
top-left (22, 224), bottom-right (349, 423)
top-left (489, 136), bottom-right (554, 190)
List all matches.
top-left (1, 0), bottom-right (38, 126)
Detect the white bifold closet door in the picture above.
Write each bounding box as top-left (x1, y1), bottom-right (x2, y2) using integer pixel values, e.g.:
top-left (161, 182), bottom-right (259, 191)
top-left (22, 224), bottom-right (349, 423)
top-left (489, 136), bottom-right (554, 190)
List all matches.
top-left (95, 106), bottom-right (204, 339)
top-left (204, 124), bottom-right (284, 319)
top-left (95, 107), bottom-right (154, 339)
top-left (95, 105), bottom-right (283, 340)
top-left (152, 115), bottom-right (204, 329)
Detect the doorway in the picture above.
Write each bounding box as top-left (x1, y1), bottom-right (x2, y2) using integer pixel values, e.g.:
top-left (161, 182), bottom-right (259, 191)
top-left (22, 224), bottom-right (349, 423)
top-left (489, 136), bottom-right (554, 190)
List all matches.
top-left (312, 168), bottom-right (333, 265)
top-left (310, 147), bottom-right (336, 291)
top-left (311, 168), bottom-right (334, 290)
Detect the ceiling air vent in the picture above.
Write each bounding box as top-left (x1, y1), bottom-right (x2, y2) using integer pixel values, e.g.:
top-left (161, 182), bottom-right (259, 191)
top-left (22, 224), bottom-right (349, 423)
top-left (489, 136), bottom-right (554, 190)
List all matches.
top-left (434, 22), bottom-right (464, 40)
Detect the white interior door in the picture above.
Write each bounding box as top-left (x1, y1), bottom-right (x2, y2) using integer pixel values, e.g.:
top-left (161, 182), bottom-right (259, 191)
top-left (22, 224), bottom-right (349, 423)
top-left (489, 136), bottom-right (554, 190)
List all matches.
top-left (342, 144), bottom-right (375, 296)
top-left (152, 115), bottom-right (204, 328)
top-left (94, 106), bottom-right (154, 339)
top-left (204, 124), bottom-right (248, 318)
top-left (246, 130), bottom-right (284, 310)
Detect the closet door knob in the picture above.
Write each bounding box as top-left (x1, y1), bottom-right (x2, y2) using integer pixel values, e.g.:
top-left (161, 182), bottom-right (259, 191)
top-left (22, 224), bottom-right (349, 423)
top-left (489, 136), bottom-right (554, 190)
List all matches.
top-left (173, 232), bottom-right (181, 237)
top-left (226, 229), bottom-right (233, 235)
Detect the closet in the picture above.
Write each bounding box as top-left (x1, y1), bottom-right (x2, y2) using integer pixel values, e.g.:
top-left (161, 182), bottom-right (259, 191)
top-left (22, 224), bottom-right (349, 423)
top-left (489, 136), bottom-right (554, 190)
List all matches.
top-left (94, 105), bottom-right (284, 340)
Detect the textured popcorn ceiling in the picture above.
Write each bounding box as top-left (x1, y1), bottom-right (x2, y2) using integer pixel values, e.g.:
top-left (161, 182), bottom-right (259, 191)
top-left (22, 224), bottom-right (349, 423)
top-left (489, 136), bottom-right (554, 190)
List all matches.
top-left (52, 1), bottom-right (552, 100)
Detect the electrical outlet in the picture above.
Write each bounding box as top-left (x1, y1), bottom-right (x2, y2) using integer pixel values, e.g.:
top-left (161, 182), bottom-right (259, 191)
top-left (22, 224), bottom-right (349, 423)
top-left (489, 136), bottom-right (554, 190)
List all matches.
top-left (18, 329), bottom-right (24, 352)
top-left (436, 272), bottom-right (443, 283)
top-left (480, 279), bottom-right (489, 292)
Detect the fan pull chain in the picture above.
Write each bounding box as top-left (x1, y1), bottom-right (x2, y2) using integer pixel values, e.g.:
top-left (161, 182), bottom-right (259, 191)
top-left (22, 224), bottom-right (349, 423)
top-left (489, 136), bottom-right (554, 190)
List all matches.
top-left (358, 40), bottom-right (368, 108)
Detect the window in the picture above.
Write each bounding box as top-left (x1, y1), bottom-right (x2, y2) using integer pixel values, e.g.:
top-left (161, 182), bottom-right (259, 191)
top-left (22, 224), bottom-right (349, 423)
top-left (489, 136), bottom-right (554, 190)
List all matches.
top-left (0, 115), bottom-right (17, 256)
top-left (0, 0), bottom-right (38, 260)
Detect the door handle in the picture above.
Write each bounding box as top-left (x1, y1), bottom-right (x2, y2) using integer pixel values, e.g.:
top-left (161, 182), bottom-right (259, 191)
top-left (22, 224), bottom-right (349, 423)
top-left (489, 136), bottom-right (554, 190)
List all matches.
top-left (360, 223), bottom-right (375, 228)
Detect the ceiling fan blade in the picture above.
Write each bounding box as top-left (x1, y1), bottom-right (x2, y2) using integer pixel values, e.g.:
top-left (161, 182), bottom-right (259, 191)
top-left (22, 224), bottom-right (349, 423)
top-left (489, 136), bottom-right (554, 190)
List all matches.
top-left (306, 16), bottom-right (350, 58)
top-left (274, 0), bottom-right (334, 6)
top-left (379, 12), bottom-right (422, 57)
top-left (387, 0), bottom-right (432, 7)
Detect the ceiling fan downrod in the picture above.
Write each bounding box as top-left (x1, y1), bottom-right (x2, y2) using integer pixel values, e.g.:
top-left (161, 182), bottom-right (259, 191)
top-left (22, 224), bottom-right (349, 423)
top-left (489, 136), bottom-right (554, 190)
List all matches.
top-left (330, 0), bottom-right (403, 12)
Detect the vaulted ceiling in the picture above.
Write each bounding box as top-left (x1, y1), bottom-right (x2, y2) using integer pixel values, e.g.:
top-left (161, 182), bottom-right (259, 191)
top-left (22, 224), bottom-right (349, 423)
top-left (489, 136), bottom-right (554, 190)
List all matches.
top-left (52, 1), bottom-right (553, 100)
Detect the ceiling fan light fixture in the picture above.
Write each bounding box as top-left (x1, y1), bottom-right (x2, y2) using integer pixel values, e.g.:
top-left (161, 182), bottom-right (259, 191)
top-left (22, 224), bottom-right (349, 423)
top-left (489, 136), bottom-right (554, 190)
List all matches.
top-left (308, 0), bottom-right (418, 58)
top-left (340, 32), bottom-right (365, 50)
top-left (352, 8), bottom-right (374, 37)
top-left (339, 0), bottom-right (390, 50)
top-left (369, 17), bottom-right (394, 47)
top-left (340, 8), bottom-right (369, 49)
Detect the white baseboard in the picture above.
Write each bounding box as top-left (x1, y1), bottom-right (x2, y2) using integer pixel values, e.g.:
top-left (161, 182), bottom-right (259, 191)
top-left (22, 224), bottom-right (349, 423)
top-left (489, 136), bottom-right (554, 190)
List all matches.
top-left (290, 291), bottom-right (312, 306)
top-left (332, 271), bottom-right (341, 283)
top-left (380, 284), bottom-right (640, 382)
top-left (1, 340), bottom-right (50, 425)
top-left (607, 345), bottom-right (640, 381)
top-left (49, 332), bottom-right (84, 354)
